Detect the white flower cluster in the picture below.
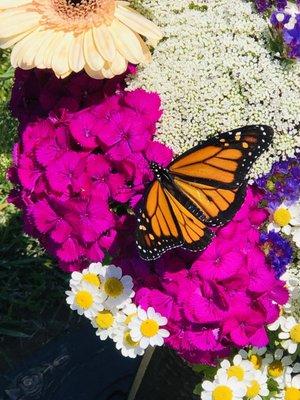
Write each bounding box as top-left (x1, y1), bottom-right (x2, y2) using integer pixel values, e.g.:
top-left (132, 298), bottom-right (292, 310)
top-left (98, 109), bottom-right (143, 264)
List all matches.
top-left (282, 268), bottom-right (300, 321)
top-left (200, 349), bottom-right (300, 400)
top-left (65, 263), bottom-right (169, 358)
top-left (128, 0), bottom-right (300, 179)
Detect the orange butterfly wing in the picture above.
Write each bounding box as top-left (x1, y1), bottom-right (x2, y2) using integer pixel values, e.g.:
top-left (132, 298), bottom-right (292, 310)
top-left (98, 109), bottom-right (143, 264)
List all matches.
top-left (136, 180), bottom-right (214, 260)
top-left (169, 125), bottom-right (273, 188)
top-left (136, 125), bottom-right (273, 260)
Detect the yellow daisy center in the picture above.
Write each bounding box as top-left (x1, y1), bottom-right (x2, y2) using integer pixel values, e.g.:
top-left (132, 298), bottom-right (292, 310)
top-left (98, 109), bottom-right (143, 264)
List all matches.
top-left (227, 366), bottom-right (244, 381)
top-left (247, 380), bottom-right (261, 398)
top-left (124, 332), bottom-right (139, 347)
top-left (83, 273), bottom-right (100, 287)
top-left (273, 208), bottom-right (292, 227)
top-left (140, 319), bottom-right (159, 337)
top-left (268, 360), bottom-right (284, 378)
top-left (285, 387), bottom-right (300, 400)
top-left (75, 290), bottom-right (93, 309)
top-left (125, 312), bottom-right (138, 325)
top-left (212, 386), bottom-right (233, 400)
top-left (249, 354), bottom-right (262, 370)
top-left (290, 324), bottom-right (300, 343)
top-left (104, 277), bottom-right (123, 298)
top-left (96, 310), bottom-right (114, 329)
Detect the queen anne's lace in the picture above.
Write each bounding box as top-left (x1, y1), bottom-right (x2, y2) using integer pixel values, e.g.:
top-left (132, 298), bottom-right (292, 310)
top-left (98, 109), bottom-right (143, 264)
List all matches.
top-left (128, 0), bottom-right (300, 179)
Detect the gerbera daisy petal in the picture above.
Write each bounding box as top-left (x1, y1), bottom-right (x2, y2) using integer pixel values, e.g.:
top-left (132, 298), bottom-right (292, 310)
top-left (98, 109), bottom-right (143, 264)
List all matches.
top-left (93, 26), bottom-right (116, 62)
top-left (0, 27), bottom-right (34, 49)
top-left (0, 11), bottom-right (40, 38)
top-left (51, 31), bottom-right (73, 77)
top-left (115, 4), bottom-right (162, 43)
top-left (69, 32), bottom-right (85, 73)
top-left (0, 0), bottom-right (32, 9)
top-left (110, 51), bottom-right (127, 75)
top-left (109, 19), bottom-right (144, 64)
top-left (83, 29), bottom-right (104, 71)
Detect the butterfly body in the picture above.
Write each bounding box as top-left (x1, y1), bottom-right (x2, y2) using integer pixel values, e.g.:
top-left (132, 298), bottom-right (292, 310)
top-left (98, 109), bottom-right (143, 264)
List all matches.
top-left (136, 125), bottom-right (274, 261)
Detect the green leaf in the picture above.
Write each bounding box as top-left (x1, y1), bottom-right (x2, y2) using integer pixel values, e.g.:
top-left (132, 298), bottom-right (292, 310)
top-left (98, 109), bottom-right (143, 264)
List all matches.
top-left (0, 66), bottom-right (14, 81)
top-left (0, 327), bottom-right (31, 338)
top-left (193, 383), bottom-right (203, 396)
top-left (267, 378), bottom-right (279, 394)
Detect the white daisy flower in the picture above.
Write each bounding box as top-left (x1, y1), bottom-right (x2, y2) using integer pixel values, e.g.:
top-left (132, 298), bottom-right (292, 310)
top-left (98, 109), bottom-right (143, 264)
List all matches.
top-left (70, 262), bottom-right (103, 289)
top-left (268, 202), bottom-right (300, 236)
top-left (114, 328), bottom-right (145, 358)
top-left (269, 316), bottom-right (286, 332)
top-left (91, 307), bottom-right (121, 341)
top-left (219, 354), bottom-right (254, 383)
top-left (65, 281), bottom-right (103, 319)
top-left (239, 347), bottom-right (268, 371)
top-left (115, 302), bottom-right (138, 327)
top-left (284, 374), bottom-right (300, 400)
top-left (99, 265), bottom-right (134, 309)
top-left (129, 306), bottom-right (170, 349)
top-left (279, 316), bottom-right (300, 354)
top-left (280, 374), bottom-right (300, 400)
top-left (245, 370), bottom-right (269, 400)
top-left (201, 370), bottom-right (246, 400)
top-left (264, 349), bottom-right (294, 387)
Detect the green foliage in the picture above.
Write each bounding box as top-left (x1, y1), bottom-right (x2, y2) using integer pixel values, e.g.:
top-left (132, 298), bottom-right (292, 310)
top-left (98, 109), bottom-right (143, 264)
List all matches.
top-left (0, 50), bottom-right (79, 373)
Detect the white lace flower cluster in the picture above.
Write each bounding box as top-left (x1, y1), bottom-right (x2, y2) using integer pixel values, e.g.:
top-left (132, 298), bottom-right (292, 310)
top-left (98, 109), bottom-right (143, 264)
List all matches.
top-left (199, 349), bottom-right (300, 400)
top-left (65, 263), bottom-right (169, 358)
top-left (128, 0), bottom-right (300, 179)
top-left (281, 269), bottom-right (300, 320)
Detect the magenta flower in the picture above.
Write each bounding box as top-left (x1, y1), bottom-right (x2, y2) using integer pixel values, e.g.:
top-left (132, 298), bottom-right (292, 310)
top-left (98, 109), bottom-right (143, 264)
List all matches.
top-left (9, 88), bottom-right (172, 272)
top-left (117, 188), bottom-right (288, 364)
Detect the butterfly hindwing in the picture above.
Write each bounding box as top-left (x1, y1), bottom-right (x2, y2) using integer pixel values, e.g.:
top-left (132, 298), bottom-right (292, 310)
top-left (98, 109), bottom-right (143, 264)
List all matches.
top-left (173, 177), bottom-right (247, 226)
top-left (136, 180), bottom-right (214, 260)
top-left (169, 125), bottom-right (273, 189)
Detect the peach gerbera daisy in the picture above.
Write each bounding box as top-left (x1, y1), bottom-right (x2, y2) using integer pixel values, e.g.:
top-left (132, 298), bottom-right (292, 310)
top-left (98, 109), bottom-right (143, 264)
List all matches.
top-left (0, 0), bottom-right (162, 79)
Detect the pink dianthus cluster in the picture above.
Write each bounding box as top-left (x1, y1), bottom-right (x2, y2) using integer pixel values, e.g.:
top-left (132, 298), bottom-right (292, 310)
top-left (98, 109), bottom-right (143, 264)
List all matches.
top-left (115, 188), bottom-right (289, 364)
top-left (8, 89), bottom-right (173, 272)
top-left (10, 66), bottom-right (136, 130)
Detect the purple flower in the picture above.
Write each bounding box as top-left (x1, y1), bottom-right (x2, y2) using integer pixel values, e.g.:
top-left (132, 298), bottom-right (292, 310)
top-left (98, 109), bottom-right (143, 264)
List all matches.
top-left (260, 231), bottom-right (293, 278)
top-left (255, 154), bottom-right (300, 209)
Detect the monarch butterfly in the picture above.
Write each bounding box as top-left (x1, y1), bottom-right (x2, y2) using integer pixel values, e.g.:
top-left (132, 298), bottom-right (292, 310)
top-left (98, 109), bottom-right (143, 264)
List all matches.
top-left (136, 125), bottom-right (273, 261)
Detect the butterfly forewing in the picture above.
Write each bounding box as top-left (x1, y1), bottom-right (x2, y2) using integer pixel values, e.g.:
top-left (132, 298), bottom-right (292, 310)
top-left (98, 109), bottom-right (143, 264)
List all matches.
top-left (169, 125), bottom-right (273, 188)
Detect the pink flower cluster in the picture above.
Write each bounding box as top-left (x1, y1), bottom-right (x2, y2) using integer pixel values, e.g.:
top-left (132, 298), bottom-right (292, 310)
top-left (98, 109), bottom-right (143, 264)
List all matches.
top-left (10, 66), bottom-right (136, 130)
top-left (116, 188), bottom-right (289, 364)
top-left (8, 89), bottom-right (173, 272)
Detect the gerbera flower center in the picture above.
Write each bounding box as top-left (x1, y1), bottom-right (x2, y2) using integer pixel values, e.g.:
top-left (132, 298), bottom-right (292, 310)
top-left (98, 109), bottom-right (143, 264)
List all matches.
top-left (249, 354), bottom-right (262, 369)
top-left (124, 332), bottom-right (139, 347)
top-left (285, 387), bottom-right (300, 400)
top-left (96, 310), bottom-right (114, 329)
top-left (227, 366), bottom-right (244, 381)
top-left (268, 360), bottom-right (284, 378)
top-left (104, 277), bottom-right (124, 298)
top-left (212, 386), bottom-right (233, 400)
top-left (273, 208), bottom-right (292, 226)
top-left (83, 273), bottom-right (100, 287)
top-left (246, 380), bottom-right (261, 398)
top-left (125, 312), bottom-right (138, 325)
top-left (34, 0), bottom-right (116, 33)
top-left (75, 290), bottom-right (93, 309)
top-left (140, 319), bottom-right (159, 337)
top-left (290, 324), bottom-right (300, 343)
